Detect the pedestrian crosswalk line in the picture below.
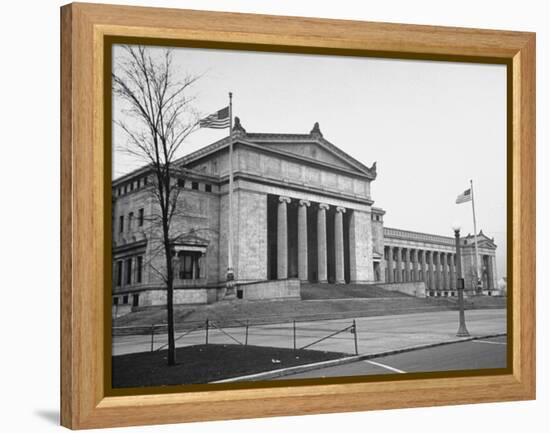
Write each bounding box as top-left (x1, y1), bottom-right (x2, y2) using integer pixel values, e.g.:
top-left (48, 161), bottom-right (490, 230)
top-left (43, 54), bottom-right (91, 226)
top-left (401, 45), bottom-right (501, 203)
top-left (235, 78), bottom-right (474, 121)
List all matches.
top-left (364, 360), bottom-right (406, 374)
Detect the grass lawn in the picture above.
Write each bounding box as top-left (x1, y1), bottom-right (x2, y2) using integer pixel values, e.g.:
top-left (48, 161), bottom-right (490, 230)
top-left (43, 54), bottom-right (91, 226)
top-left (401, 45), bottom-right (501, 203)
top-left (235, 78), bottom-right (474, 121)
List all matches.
top-left (112, 344), bottom-right (347, 387)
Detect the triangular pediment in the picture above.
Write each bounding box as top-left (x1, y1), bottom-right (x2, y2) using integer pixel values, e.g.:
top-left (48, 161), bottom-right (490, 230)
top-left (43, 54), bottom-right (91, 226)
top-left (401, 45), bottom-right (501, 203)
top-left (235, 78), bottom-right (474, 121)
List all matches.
top-left (258, 141), bottom-right (353, 170)
top-left (243, 134), bottom-right (376, 178)
top-left (478, 239), bottom-right (497, 249)
top-left (463, 231), bottom-right (497, 249)
top-left (176, 122), bottom-right (377, 179)
top-left (173, 231), bottom-right (210, 247)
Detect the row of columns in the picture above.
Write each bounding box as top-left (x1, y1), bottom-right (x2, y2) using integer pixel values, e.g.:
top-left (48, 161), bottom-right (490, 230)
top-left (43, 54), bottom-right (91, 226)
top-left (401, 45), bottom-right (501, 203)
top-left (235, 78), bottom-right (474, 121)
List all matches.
top-left (277, 196), bottom-right (347, 283)
top-left (386, 246), bottom-right (457, 291)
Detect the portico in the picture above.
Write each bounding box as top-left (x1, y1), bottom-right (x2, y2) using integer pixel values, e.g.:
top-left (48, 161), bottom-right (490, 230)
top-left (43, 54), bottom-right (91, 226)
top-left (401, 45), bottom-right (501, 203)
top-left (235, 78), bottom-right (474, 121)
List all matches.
top-left (267, 196), bottom-right (357, 284)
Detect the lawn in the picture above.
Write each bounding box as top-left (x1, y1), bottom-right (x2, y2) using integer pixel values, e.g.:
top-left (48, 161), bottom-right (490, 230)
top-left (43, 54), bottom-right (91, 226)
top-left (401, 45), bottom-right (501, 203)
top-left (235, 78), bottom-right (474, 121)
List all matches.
top-left (112, 344), bottom-right (347, 387)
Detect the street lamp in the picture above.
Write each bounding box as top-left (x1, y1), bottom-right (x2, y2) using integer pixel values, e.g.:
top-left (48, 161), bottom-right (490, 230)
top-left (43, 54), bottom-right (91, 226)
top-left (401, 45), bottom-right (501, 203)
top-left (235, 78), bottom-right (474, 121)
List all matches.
top-left (453, 223), bottom-right (470, 337)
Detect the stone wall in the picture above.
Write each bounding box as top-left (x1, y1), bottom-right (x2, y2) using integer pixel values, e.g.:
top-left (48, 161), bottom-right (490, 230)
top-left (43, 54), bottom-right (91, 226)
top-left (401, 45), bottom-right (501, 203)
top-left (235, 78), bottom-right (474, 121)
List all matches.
top-left (348, 209), bottom-right (375, 283)
top-left (237, 145), bottom-right (371, 200)
top-left (238, 279), bottom-right (301, 300)
top-left (112, 304), bottom-right (133, 319)
top-left (378, 281), bottom-right (427, 297)
top-left (234, 189), bottom-right (268, 281)
top-left (138, 288), bottom-right (223, 306)
top-left (113, 183), bottom-right (222, 294)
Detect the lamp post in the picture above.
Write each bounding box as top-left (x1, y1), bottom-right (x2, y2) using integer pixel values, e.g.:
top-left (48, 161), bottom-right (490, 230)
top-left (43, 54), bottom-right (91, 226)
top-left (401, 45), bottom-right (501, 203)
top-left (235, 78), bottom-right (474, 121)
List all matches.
top-left (452, 223), bottom-right (470, 337)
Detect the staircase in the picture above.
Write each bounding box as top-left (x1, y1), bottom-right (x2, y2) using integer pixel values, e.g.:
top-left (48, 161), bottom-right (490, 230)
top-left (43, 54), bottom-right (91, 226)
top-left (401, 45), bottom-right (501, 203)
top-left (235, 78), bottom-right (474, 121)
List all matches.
top-left (300, 283), bottom-right (410, 300)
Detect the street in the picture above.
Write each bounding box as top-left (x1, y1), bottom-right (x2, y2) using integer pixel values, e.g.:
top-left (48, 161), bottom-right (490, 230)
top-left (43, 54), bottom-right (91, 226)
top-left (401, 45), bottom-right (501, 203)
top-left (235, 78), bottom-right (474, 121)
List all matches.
top-left (113, 309), bottom-right (506, 357)
top-left (274, 335), bottom-right (507, 379)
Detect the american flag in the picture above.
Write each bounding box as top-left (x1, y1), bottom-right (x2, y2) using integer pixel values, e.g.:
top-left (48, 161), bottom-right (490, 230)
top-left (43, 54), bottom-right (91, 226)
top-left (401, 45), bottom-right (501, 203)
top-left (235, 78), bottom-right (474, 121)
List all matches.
top-left (199, 106), bottom-right (230, 129)
top-left (455, 188), bottom-right (472, 204)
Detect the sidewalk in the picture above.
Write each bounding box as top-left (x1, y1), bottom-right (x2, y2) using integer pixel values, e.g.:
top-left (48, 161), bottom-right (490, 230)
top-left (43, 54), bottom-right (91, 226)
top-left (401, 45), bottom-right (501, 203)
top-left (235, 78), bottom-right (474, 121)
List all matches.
top-left (113, 309), bottom-right (506, 356)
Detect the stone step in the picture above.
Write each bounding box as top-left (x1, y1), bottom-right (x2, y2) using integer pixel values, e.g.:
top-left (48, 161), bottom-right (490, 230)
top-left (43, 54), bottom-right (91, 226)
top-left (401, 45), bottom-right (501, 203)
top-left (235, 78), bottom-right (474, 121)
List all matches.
top-left (300, 283), bottom-right (410, 300)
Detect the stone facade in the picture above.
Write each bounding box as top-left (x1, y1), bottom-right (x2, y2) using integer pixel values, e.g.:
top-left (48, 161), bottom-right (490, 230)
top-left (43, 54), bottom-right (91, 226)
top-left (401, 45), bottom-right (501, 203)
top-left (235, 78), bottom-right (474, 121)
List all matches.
top-left (379, 227), bottom-right (498, 297)
top-left (111, 121), bottom-right (499, 308)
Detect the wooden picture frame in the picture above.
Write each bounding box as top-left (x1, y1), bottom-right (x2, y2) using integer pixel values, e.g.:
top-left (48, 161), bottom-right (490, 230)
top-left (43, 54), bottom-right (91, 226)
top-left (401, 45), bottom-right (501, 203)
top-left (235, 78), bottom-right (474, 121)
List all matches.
top-left (60, 2), bottom-right (535, 429)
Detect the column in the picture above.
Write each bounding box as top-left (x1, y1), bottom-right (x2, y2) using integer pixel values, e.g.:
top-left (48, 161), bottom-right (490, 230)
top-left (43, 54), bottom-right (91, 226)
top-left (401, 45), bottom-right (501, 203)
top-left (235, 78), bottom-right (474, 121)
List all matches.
top-left (428, 251), bottom-right (435, 291)
top-left (387, 246), bottom-right (394, 283)
top-left (441, 253), bottom-right (448, 291)
top-left (334, 206), bottom-right (346, 284)
top-left (317, 203), bottom-right (329, 283)
top-left (403, 248), bottom-right (410, 282)
top-left (395, 247), bottom-right (402, 283)
top-left (434, 252), bottom-right (441, 290)
top-left (418, 250), bottom-right (424, 283)
top-left (445, 253), bottom-right (451, 290)
top-left (412, 249), bottom-right (419, 281)
top-left (297, 200), bottom-right (310, 282)
top-left (277, 196), bottom-right (291, 279)
top-left (450, 253), bottom-right (456, 291)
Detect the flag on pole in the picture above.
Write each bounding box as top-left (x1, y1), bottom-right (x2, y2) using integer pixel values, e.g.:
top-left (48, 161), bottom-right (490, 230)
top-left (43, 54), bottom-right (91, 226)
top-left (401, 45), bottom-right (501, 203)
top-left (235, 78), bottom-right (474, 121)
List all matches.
top-left (455, 188), bottom-right (472, 204)
top-left (199, 106), bottom-right (230, 129)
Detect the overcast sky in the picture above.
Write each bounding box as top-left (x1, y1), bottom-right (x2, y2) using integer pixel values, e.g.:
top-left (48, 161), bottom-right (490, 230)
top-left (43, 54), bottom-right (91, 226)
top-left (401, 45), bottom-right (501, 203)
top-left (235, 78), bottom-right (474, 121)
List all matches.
top-left (113, 45), bottom-right (507, 279)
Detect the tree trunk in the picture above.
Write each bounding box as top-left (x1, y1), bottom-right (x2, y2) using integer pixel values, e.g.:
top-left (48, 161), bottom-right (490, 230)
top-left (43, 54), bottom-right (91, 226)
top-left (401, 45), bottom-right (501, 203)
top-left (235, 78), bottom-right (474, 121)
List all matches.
top-left (164, 233), bottom-right (176, 365)
top-left (162, 175), bottom-right (176, 366)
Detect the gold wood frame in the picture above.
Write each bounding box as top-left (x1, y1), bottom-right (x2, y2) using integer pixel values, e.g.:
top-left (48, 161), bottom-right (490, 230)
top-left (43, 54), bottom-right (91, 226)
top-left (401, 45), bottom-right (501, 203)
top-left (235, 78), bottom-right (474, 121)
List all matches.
top-left (61, 2), bottom-right (535, 429)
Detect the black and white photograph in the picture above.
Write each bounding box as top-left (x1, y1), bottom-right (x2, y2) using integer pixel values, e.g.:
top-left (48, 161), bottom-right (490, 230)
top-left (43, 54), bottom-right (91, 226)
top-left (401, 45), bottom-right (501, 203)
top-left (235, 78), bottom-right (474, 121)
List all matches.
top-left (110, 43), bottom-right (507, 388)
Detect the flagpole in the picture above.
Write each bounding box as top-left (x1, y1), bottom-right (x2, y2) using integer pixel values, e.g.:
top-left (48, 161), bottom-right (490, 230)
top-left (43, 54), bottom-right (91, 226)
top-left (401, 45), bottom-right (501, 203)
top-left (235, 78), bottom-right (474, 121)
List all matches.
top-left (227, 92), bottom-right (234, 286)
top-left (470, 179), bottom-right (481, 293)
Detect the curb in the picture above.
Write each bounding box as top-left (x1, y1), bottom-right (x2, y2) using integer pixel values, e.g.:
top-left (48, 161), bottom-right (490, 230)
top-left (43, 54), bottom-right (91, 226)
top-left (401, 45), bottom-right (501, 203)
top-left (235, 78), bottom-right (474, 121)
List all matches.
top-left (211, 333), bottom-right (507, 383)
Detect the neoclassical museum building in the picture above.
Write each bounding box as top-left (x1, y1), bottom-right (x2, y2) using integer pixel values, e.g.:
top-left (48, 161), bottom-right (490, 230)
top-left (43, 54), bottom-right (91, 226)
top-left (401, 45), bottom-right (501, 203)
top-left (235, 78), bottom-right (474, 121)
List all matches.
top-left (112, 120), bottom-right (499, 308)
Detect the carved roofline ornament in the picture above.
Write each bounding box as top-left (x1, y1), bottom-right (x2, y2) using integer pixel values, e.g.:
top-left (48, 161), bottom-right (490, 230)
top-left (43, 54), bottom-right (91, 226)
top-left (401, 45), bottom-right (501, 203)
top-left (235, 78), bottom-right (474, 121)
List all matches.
top-left (310, 121), bottom-right (323, 137)
top-left (233, 116), bottom-right (246, 135)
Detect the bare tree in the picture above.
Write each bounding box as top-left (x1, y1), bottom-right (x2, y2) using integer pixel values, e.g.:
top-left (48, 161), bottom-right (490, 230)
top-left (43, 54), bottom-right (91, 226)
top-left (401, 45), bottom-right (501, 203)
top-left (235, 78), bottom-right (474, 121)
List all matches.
top-left (113, 45), bottom-right (200, 365)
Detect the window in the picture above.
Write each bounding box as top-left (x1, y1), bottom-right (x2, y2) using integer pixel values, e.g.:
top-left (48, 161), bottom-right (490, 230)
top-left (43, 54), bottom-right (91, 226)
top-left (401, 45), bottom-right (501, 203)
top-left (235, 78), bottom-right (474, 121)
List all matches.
top-left (123, 295), bottom-right (129, 304)
top-left (128, 212), bottom-right (134, 232)
top-left (119, 215), bottom-right (124, 233)
top-left (124, 185), bottom-right (127, 194)
top-left (192, 181), bottom-right (199, 190)
top-left (144, 176), bottom-right (148, 185)
top-left (205, 184), bottom-right (212, 192)
top-left (130, 181), bottom-right (134, 191)
top-left (113, 297), bottom-right (119, 306)
top-left (115, 261), bottom-right (123, 287)
top-left (137, 178), bottom-right (141, 188)
top-left (138, 208), bottom-right (144, 226)
top-left (177, 178), bottom-right (185, 187)
top-left (132, 294), bottom-right (140, 307)
top-left (136, 256), bottom-right (143, 283)
top-left (178, 252), bottom-right (201, 280)
top-left (125, 258), bottom-right (132, 285)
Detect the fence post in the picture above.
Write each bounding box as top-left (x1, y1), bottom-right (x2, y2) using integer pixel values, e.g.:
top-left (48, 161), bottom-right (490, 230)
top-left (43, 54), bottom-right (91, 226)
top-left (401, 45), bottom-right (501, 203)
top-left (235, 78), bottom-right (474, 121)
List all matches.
top-left (205, 318), bottom-right (209, 346)
top-left (245, 319), bottom-right (249, 346)
top-left (150, 324), bottom-right (155, 352)
top-left (293, 320), bottom-right (296, 352)
top-left (353, 319), bottom-right (358, 355)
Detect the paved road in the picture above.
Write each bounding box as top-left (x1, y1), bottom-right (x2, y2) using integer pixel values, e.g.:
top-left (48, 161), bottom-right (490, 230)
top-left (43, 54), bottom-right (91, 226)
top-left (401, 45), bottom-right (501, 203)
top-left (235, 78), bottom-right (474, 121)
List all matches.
top-left (113, 309), bottom-right (506, 356)
top-left (274, 336), bottom-right (507, 379)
